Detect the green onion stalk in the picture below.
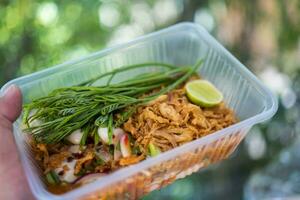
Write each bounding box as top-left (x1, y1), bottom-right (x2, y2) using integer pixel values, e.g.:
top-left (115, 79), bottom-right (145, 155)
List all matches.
top-left (23, 60), bottom-right (203, 145)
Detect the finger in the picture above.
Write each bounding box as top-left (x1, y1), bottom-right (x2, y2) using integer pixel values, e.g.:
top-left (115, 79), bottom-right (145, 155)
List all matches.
top-left (0, 85), bottom-right (22, 122)
top-left (0, 86), bottom-right (33, 199)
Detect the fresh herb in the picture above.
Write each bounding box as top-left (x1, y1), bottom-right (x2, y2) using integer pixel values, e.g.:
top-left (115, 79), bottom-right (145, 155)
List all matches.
top-left (93, 129), bottom-right (100, 145)
top-left (107, 113), bottom-right (113, 144)
top-left (23, 61), bottom-right (203, 144)
top-left (109, 145), bottom-right (114, 155)
top-left (95, 156), bottom-right (105, 166)
top-left (116, 141), bottom-right (121, 151)
top-left (76, 168), bottom-right (87, 177)
top-left (132, 145), bottom-right (141, 155)
top-left (45, 170), bottom-right (60, 185)
top-left (80, 125), bottom-right (97, 146)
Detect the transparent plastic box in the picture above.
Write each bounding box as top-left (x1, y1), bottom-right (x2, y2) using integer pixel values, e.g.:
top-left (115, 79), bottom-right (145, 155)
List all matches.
top-left (0, 23), bottom-right (277, 200)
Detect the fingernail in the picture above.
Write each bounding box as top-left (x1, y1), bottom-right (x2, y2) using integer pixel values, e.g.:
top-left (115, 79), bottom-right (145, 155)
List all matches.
top-left (4, 85), bottom-right (17, 96)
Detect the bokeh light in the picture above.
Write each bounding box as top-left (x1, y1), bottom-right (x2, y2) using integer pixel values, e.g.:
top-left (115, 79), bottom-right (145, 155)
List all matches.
top-left (153, 0), bottom-right (182, 26)
top-left (194, 9), bottom-right (215, 32)
top-left (36, 2), bottom-right (58, 26)
top-left (98, 2), bottom-right (120, 28)
top-left (245, 128), bottom-right (266, 160)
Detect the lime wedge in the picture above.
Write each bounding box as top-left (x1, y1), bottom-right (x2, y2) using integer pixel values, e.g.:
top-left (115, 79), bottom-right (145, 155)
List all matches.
top-left (186, 80), bottom-right (223, 107)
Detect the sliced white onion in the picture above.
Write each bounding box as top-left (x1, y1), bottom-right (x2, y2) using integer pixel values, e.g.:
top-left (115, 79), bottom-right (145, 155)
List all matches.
top-left (98, 127), bottom-right (125, 144)
top-left (120, 134), bottom-right (131, 158)
top-left (54, 160), bottom-right (77, 183)
top-left (97, 127), bottom-right (109, 144)
top-left (66, 129), bottom-right (83, 145)
top-left (114, 147), bottom-right (122, 160)
top-left (113, 128), bottom-right (125, 144)
top-left (68, 145), bottom-right (85, 154)
top-left (95, 146), bottom-right (112, 163)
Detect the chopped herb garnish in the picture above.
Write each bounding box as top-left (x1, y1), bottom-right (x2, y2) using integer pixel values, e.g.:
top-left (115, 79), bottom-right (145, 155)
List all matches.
top-left (45, 170), bottom-right (60, 185)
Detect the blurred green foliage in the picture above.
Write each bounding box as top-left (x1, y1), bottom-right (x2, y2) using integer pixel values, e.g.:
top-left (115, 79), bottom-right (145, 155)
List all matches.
top-left (1, 0), bottom-right (300, 199)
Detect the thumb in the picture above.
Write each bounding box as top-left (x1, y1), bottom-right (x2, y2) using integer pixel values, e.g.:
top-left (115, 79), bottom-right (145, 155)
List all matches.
top-left (0, 85), bottom-right (22, 123)
top-left (0, 86), bottom-right (34, 199)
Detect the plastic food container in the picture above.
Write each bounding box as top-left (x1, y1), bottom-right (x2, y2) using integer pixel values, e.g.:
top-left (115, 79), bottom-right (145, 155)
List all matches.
top-left (0, 23), bottom-right (277, 200)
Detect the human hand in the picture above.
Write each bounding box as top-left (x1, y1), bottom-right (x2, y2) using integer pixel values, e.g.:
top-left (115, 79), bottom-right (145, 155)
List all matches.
top-left (0, 85), bottom-right (34, 200)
